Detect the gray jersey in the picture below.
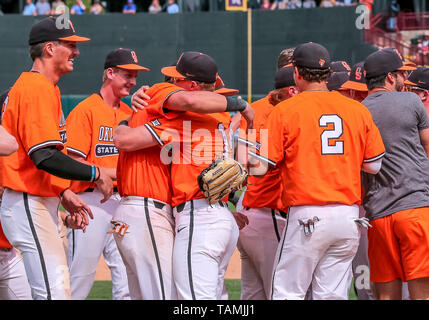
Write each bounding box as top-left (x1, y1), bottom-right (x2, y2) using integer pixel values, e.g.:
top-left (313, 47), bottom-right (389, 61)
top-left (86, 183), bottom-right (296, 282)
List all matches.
top-left (362, 91), bottom-right (429, 220)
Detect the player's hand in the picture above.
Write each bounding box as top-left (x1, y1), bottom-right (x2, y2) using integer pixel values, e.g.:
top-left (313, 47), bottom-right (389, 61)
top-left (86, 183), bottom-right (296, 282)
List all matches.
top-left (60, 189), bottom-right (94, 225)
top-left (64, 213), bottom-right (88, 232)
top-left (131, 85), bottom-right (150, 112)
top-left (240, 102), bottom-right (254, 130)
top-left (95, 168), bottom-right (114, 203)
top-left (232, 211), bottom-right (249, 230)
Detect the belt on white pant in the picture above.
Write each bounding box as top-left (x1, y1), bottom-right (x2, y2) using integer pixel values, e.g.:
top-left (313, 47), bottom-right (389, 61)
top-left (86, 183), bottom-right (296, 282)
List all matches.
top-left (174, 198), bottom-right (227, 214)
top-left (120, 196), bottom-right (171, 211)
top-left (243, 206), bottom-right (288, 219)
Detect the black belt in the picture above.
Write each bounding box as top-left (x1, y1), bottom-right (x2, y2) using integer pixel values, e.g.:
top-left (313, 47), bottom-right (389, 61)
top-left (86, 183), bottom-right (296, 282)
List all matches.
top-left (85, 187), bottom-right (118, 193)
top-left (175, 200), bottom-right (226, 213)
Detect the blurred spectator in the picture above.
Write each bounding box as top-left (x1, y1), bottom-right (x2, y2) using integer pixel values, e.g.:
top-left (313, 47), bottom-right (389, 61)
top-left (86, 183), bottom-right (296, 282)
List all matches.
top-left (302, 0), bottom-right (315, 8)
top-left (183, 0), bottom-right (200, 12)
top-left (259, 0), bottom-right (273, 10)
top-left (359, 0), bottom-right (373, 12)
top-left (91, 0), bottom-right (104, 14)
top-left (123, 0), bottom-right (137, 13)
top-left (167, 0), bottom-right (179, 14)
top-left (71, 0), bottom-right (86, 15)
top-left (320, 0), bottom-right (334, 7)
top-left (284, 0), bottom-right (302, 9)
top-left (23, 0), bottom-right (37, 16)
top-left (149, 0), bottom-right (162, 13)
top-left (35, 0), bottom-right (51, 15)
top-left (50, 0), bottom-right (66, 14)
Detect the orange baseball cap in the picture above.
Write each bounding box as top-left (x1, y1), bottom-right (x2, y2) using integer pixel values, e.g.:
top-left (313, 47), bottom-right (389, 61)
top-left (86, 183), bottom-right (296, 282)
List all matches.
top-left (215, 75), bottom-right (239, 96)
top-left (104, 48), bottom-right (149, 71)
top-left (29, 16), bottom-right (90, 45)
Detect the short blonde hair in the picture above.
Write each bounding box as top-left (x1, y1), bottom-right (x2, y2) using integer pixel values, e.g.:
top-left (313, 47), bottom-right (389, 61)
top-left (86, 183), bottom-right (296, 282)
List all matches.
top-left (102, 67), bottom-right (120, 83)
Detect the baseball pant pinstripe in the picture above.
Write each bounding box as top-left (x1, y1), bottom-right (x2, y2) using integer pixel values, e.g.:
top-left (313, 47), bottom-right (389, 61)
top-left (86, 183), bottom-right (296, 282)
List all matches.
top-left (0, 189), bottom-right (71, 300)
top-left (67, 190), bottom-right (130, 300)
top-left (113, 196), bottom-right (176, 300)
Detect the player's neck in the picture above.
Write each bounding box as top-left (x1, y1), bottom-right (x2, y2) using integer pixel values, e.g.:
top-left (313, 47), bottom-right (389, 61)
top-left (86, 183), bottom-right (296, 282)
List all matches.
top-left (31, 60), bottom-right (61, 85)
top-left (99, 86), bottom-right (121, 109)
top-left (299, 81), bottom-right (328, 92)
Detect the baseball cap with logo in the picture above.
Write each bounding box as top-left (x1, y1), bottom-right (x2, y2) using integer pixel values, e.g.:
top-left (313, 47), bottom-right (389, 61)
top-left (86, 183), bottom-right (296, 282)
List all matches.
top-left (364, 48), bottom-right (416, 78)
top-left (104, 48), bottom-right (149, 71)
top-left (291, 42), bottom-right (330, 69)
top-left (161, 51), bottom-right (218, 83)
top-left (330, 61), bottom-right (351, 73)
top-left (327, 72), bottom-right (349, 91)
top-left (274, 66), bottom-right (295, 89)
top-left (405, 67), bottom-right (429, 90)
top-left (341, 62), bottom-right (368, 91)
top-left (29, 16), bottom-right (90, 45)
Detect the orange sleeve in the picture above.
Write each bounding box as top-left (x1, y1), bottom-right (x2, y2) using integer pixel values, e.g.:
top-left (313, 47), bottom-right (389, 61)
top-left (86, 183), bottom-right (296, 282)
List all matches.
top-left (265, 107), bottom-right (286, 166)
top-left (363, 110), bottom-right (385, 162)
top-left (66, 105), bottom-right (92, 158)
top-left (18, 84), bottom-right (64, 155)
top-left (144, 83), bottom-right (185, 120)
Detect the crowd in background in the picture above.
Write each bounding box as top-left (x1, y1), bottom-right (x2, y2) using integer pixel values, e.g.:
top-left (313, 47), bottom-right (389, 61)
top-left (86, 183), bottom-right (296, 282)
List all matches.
top-left (19, 0), bottom-right (372, 15)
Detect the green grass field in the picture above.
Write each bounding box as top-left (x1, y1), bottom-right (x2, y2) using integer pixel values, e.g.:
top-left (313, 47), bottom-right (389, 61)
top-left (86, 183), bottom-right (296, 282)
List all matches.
top-left (87, 279), bottom-right (358, 300)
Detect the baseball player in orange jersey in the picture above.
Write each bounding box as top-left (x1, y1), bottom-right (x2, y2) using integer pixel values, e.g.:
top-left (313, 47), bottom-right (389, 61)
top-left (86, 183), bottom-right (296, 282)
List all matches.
top-left (0, 17), bottom-right (114, 300)
top-left (259, 42), bottom-right (386, 300)
top-left (64, 48), bottom-right (149, 300)
top-left (233, 66), bottom-right (298, 300)
top-left (114, 51), bottom-right (254, 300)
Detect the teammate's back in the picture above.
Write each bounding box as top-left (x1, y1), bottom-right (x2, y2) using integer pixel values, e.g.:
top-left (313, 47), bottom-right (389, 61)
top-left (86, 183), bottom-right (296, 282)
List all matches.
top-left (268, 90), bottom-right (383, 207)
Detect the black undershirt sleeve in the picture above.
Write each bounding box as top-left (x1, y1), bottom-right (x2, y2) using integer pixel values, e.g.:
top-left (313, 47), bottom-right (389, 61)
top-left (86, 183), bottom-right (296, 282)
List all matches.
top-left (30, 146), bottom-right (94, 181)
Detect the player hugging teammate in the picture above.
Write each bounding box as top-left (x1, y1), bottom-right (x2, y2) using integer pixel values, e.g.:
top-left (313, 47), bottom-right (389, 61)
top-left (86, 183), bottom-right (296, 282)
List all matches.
top-left (1, 15), bottom-right (429, 301)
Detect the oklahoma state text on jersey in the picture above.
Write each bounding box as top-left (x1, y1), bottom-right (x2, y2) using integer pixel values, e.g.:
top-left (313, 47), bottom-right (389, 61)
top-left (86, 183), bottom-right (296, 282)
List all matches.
top-left (0, 72), bottom-right (70, 196)
top-left (66, 93), bottom-right (132, 193)
top-left (144, 95), bottom-right (232, 207)
top-left (264, 91), bottom-right (385, 208)
top-left (238, 95), bottom-right (284, 210)
top-left (116, 83), bottom-right (184, 204)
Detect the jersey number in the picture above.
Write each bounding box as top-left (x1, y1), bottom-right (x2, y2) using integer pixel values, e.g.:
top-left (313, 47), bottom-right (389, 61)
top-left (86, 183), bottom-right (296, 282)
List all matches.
top-left (319, 115), bottom-right (344, 155)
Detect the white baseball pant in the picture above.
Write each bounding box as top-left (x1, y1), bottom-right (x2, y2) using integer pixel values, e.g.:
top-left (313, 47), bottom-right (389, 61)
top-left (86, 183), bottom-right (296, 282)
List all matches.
top-left (237, 206), bottom-right (287, 300)
top-left (67, 189), bottom-right (130, 300)
top-left (0, 188), bottom-right (71, 299)
top-left (272, 204), bottom-right (360, 300)
top-left (173, 199), bottom-right (239, 300)
top-left (113, 196), bottom-right (176, 300)
top-left (0, 248), bottom-right (32, 300)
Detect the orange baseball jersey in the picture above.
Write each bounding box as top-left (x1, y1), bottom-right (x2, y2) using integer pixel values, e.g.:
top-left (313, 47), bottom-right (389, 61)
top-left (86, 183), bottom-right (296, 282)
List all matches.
top-left (238, 95), bottom-right (284, 210)
top-left (66, 94), bottom-right (132, 193)
top-left (0, 221), bottom-right (12, 249)
top-left (116, 82), bottom-right (184, 204)
top-left (144, 101), bottom-right (232, 208)
top-left (0, 72), bottom-right (70, 196)
top-left (264, 91), bottom-right (385, 208)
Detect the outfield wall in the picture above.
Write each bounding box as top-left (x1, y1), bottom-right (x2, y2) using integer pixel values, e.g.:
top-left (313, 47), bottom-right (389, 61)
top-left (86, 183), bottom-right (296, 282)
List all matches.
top-left (0, 7), bottom-right (376, 105)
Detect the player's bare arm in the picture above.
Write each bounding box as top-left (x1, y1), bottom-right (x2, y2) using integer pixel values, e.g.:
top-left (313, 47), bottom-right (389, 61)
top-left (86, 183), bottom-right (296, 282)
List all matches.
top-left (114, 123), bottom-right (158, 152)
top-left (0, 125), bottom-right (18, 156)
top-left (419, 128), bottom-right (429, 158)
top-left (59, 189), bottom-right (93, 226)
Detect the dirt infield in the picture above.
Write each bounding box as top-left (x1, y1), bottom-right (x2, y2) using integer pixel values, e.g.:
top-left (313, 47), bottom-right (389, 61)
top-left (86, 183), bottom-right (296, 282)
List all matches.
top-left (94, 248), bottom-right (242, 280)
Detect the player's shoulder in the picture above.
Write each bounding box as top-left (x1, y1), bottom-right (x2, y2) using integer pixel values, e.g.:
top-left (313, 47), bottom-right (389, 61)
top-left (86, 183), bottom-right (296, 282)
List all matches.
top-left (13, 72), bottom-right (53, 93)
top-left (66, 94), bottom-right (100, 118)
top-left (146, 82), bottom-right (183, 98)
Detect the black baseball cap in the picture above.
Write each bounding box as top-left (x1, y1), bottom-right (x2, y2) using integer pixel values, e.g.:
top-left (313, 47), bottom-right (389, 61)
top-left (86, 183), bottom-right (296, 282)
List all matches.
top-left (274, 66), bottom-right (295, 89)
top-left (405, 67), bottom-right (429, 90)
top-left (327, 72), bottom-right (349, 91)
top-left (341, 62), bottom-right (368, 91)
top-left (364, 48), bottom-right (416, 78)
top-left (104, 48), bottom-right (149, 71)
top-left (292, 42), bottom-right (330, 69)
top-left (161, 51), bottom-right (218, 83)
top-left (330, 61), bottom-right (351, 73)
top-left (29, 16), bottom-right (90, 45)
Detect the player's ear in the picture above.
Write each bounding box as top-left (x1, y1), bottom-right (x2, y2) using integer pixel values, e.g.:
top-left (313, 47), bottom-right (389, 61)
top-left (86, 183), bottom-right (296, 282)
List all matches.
top-left (422, 90), bottom-right (429, 102)
top-left (44, 41), bottom-right (56, 58)
top-left (289, 86), bottom-right (299, 97)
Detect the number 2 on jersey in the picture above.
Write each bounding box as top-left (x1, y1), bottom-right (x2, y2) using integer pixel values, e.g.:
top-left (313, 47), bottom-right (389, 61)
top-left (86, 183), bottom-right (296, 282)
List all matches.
top-left (319, 114), bottom-right (344, 155)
